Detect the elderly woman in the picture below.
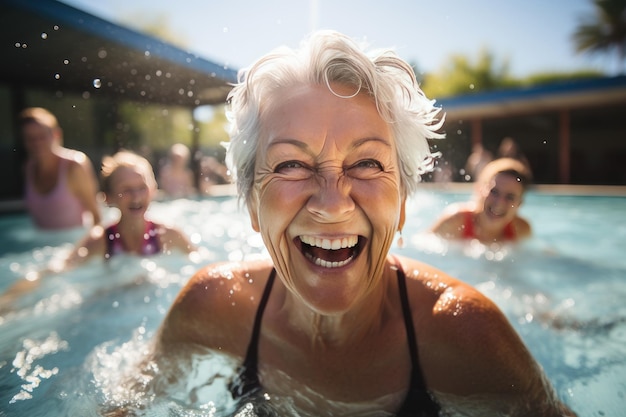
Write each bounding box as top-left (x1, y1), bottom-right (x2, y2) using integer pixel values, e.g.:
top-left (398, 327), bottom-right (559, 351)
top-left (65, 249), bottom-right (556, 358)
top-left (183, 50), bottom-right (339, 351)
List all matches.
top-left (142, 31), bottom-right (575, 416)
top-left (431, 157), bottom-right (532, 243)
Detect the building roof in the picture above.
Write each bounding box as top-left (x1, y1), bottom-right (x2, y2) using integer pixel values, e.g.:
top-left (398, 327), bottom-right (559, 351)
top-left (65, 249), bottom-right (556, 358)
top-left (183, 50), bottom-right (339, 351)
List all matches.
top-left (437, 75), bottom-right (626, 119)
top-left (0, 0), bottom-right (238, 106)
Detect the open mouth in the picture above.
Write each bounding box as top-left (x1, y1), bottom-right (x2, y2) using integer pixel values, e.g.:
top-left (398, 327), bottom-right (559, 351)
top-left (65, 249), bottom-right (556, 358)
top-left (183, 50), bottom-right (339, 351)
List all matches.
top-left (488, 208), bottom-right (506, 218)
top-left (128, 203), bottom-right (145, 211)
top-left (295, 235), bottom-right (365, 268)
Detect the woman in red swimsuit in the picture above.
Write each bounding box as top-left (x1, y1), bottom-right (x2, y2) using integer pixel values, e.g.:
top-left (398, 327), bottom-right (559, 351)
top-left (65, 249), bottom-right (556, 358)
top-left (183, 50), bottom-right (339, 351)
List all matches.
top-left (431, 157), bottom-right (532, 243)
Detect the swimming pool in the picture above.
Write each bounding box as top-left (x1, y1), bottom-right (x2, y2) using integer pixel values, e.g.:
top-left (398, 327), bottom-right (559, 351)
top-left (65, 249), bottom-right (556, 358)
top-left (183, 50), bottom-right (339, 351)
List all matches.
top-left (0, 189), bottom-right (624, 416)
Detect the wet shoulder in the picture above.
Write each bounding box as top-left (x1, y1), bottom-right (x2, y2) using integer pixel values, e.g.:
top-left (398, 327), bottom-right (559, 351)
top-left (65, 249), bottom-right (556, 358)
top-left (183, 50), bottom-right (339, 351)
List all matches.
top-left (396, 256), bottom-right (529, 394)
top-left (176, 259), bottom-right (274, 316)
top-left (395, 255), bottom-right (503, 326)
top-left (162, 259), bottom-right (274, 353)
top-left (431, 204), bottom-right (472, 238)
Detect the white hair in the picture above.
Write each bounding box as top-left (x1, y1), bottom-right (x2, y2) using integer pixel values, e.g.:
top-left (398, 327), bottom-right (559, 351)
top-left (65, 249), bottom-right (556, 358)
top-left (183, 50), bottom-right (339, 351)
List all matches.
top-left (225, 30), bottom-right (444, 203)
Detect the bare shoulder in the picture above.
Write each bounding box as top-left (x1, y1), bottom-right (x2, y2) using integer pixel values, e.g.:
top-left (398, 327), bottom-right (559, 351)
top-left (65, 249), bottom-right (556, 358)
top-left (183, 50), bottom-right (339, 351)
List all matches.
top-left (430, 203), bottom-right (472, 238)
top-left (158, 259), bottom-right (274, 353)
top-left (154, 222), bottom-right (195, 253)
top-left (61, 149), bottom-right (93, 171)
top-left (514, 216), bottom-right (532, 239)
top-left (67, 225), bottom-right (107, 263)
top-left (395, 255), bottom-right (546, 396)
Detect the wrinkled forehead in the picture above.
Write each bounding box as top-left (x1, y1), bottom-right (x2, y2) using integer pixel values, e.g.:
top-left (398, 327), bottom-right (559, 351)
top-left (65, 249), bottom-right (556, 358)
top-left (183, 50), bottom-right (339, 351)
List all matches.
top-left (259, 83), bottom-right (386, 142)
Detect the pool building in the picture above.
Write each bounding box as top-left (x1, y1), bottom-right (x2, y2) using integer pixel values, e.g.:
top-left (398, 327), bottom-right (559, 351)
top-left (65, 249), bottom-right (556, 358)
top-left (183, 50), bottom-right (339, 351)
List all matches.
top-left (1, 0), bottom-right (625, 212)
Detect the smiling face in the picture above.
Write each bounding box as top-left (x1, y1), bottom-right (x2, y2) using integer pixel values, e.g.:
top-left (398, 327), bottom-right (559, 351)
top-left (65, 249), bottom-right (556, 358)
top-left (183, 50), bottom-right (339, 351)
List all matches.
top-left (106, 165), bottom-right (154, 220)
top-left (248, 83), bottom-right (405, 314)
top-left (477, 172), bottom-right (524, 227)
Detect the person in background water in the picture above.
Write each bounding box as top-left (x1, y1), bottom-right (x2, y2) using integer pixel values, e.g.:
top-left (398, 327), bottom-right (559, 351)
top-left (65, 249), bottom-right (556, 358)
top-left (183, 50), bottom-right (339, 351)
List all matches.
top-left (120, 31), bottom-right (575, 416)
top-left (0, 150), bottom-right (197, 309)
top-left (19, 107), bottom-right (101, 229)
top-left (430, 157), bottom-right (532, 243)
top-left (157, 143), bottom-right (196, 198)
top-left (198, 155), bottom-right (231, 195)
top-left (497, 136), bottom-right (533, 180)
top-left (464, 142), bottom-right (493, 182)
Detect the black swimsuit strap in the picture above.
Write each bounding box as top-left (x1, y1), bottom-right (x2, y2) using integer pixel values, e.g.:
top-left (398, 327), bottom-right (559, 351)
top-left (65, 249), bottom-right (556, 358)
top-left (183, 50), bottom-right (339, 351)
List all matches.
top-left (230, 267), bottom-right (276, 398)
top-left (393, 256), bottom-right (441, 417)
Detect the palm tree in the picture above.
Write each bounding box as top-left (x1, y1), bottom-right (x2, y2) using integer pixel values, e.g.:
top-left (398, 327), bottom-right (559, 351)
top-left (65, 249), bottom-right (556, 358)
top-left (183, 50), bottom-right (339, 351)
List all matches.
top-left (572, 0), bottom-right (626, 74)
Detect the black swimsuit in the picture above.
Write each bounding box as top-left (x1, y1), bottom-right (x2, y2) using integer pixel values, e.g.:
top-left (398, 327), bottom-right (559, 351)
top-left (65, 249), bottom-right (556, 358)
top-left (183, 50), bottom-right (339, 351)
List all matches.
top-left (229, 264), bottom-right (441, 416)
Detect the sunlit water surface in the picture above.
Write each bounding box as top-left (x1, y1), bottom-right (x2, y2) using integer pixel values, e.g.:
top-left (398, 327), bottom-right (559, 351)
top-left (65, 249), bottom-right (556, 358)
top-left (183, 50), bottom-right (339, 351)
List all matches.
top-left (0, 191), bottom-right (625, 416)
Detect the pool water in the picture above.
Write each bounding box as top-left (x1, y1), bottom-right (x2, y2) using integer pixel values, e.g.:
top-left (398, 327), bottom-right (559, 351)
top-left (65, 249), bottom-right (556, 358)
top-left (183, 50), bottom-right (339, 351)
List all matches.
top-left (0, 190), bottom-right (625, 416)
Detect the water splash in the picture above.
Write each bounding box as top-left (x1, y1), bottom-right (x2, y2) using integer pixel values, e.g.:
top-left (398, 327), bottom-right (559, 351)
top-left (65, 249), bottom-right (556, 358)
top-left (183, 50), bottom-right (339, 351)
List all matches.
top-left (9, 332), bottom-right (69, 403)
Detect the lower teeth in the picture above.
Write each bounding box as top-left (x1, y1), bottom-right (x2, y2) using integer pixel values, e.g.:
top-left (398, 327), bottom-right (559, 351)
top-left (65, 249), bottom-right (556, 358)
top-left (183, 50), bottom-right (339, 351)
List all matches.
top-left (306, 254), bottom-right (353, 268)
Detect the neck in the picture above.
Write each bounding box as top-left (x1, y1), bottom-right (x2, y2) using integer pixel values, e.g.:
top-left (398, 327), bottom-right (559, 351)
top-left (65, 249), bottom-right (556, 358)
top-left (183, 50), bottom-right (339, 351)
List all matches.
top-left (277, 266), bottom-right (394, 348)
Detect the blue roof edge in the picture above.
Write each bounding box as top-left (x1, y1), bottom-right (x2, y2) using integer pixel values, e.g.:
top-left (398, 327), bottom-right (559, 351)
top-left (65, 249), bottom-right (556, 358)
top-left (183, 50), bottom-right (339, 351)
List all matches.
top-left (436, 75), bottom-right (626, 109)
top-left (5, 0), bottom-right (239, 83)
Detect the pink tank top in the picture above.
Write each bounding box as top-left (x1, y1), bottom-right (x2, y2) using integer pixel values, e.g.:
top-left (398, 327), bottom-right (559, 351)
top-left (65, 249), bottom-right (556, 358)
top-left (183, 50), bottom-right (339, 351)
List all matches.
top-left (25, 159), bottom-right (86, 229)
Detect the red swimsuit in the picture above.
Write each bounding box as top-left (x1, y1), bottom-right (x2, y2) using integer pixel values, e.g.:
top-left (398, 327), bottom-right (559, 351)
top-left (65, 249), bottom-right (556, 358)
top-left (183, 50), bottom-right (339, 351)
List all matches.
top-left (461, 211), bottom-right (516, 240)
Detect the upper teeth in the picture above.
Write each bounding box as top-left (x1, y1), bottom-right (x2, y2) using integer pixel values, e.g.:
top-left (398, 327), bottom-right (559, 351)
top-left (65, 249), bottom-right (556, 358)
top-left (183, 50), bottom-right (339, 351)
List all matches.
top-left (300, 235), bottom-right (358, 250)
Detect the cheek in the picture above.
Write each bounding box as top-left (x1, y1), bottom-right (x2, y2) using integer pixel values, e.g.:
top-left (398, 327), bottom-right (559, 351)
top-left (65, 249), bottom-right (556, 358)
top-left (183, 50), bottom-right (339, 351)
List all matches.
top-left (255, 180), bottom-right (304, 228)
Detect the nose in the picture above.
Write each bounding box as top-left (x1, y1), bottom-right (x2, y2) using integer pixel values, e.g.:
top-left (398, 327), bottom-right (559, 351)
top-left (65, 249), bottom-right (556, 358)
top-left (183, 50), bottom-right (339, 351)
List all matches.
top-left (306, 169), bottom-right (355, 222)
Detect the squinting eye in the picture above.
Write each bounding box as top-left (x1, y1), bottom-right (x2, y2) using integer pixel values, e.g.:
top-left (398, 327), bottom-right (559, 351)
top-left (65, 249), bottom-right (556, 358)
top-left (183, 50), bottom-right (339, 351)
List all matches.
top-left (274, 160), bottom-right (307, 173)
top-left (273, 160), bottom-right (314, 180)
top-left (348, 159), bottom-right (383, 171)
top-left (346, 159), bottom-right (384, 179)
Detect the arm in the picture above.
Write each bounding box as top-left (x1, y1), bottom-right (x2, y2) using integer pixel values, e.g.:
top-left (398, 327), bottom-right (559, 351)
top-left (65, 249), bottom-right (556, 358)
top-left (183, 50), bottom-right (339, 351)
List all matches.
top-left (429, 207), bottom-right (466, 239)
top-left (67, 153), bottom-right (102, 225)
top-left (158, 225), bottom-right (197, 254)
top-left (426, 284), bottom-right (576, 416)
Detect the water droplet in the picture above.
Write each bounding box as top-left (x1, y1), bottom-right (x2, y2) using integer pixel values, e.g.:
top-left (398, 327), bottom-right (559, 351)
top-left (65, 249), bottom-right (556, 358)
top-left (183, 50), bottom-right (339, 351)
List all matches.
top-left (54, 74), bottom-right (60, 80)
top-left (63, 59), bottom-right (69, 65)
top-left (92, 78), bottom-right (101, 88)
top-left (41, 33), bottom-right (48, 39)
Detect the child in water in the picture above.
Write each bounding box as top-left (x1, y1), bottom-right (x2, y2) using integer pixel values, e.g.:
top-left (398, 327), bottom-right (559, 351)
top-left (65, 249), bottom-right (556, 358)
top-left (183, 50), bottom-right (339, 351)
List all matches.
top-left (1, 150), bottom-right (197, 309)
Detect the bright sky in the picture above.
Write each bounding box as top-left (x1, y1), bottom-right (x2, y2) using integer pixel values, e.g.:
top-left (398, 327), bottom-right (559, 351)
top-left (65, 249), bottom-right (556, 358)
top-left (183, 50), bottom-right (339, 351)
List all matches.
top-left (61, 0), bottom-right (617, 77)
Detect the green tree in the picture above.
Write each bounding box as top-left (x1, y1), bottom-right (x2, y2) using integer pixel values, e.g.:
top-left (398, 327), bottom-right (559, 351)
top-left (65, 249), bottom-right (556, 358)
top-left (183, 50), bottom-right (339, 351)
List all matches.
top-left (572, 0), bottom-right (626, 74)
top-left (420, 47), bottom-right (517, 98)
